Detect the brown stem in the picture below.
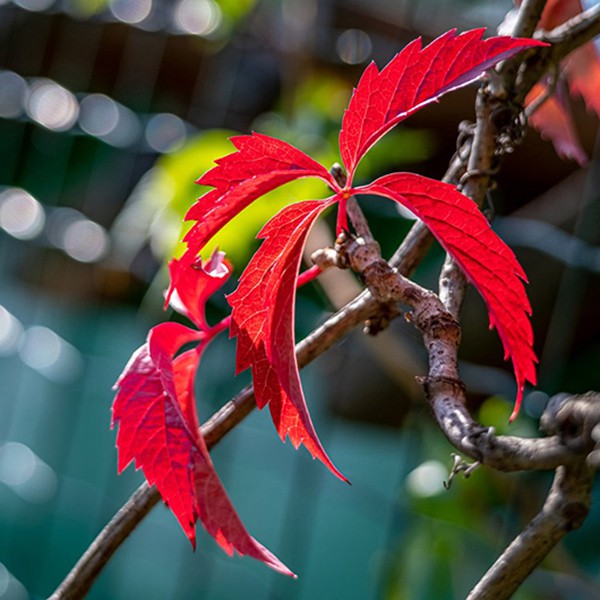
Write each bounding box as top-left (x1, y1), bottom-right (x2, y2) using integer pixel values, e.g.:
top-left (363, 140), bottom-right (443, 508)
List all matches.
top-left (337, 232), bottom-right (578, 473)
top-left (499, 0), bottom-right (549, 87)
top-left (541, 2), bottom-right (600, 54)
top-left (510, 0), bottom-right (548, 39)
top-left (467, 461), bottom-right (593, 600)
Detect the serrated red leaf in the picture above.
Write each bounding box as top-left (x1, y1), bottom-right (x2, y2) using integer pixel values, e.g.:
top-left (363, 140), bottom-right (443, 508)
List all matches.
top-left (168, 133), bottom-right (339, 299)
top-left (112, 322), bottom-right (294, 577)
top-left (357, 174), bottom-right (537, 418)
top-left (112, 322), bottom-right (205, 530)
top-left (339, 29), bottom-right (547, 178)
top-left (227, 199), bottom-right (346, 481)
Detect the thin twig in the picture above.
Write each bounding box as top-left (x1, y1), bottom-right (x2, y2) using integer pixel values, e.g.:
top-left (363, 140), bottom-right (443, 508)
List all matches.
top-left (499, 0), bottom-right (549, 88)
top-left (437, 83), bottom-right (499, 314)
top-left (347, 197), bottom-right (374, 241)
top-left (541, 2), bottom-right (600, 55)
top-left (523, 63), bottom-right (560, 118)
top-left (510, 0), bottom-right (548, 39)
top-left (438, 256), bottom-right (468, 320)
top-left (467, 460), bottom-right (594, 600)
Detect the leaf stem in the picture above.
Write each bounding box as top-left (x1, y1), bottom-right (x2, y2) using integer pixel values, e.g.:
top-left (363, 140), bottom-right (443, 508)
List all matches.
top-left (336, 194), bottom-right (349, 236)
top-left (296, 264), bottom-right (322, 287)
top-left (205, 314), bottom-right (231, 342)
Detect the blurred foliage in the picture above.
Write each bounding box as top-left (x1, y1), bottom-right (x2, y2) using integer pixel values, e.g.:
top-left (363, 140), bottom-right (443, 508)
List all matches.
top-left (217, 0), bottom-right (257, 23)
top-left (65, 0), bottom-right (110, 17)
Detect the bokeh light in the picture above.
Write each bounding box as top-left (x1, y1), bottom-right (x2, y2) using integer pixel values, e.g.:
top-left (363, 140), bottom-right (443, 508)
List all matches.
top-left (0, 442), bottom-right (36, 487)
top-left (27, 79), bottom-right (79, 131)
top-left (0, 305), bottom-right (24, 356)
top-left (0, 442), bottom-right (57, 504)
top-left (0, 188), bottom-right (45, 240)
top-left (46, 207), bottom-right (81, 247)
top-left (145, 113), bottom-right (186, 153)
top-left (173, 0), bottom-right (221, 36)
top-left (0, 563), bottom-right (28, 600)
top-left (525, 390), bottom-right (550, 419)
top-left (79, 94), bottom-right (141, 147)
top-left (109, 0), bottom-right (152, 24)
top-left (46, 207), bottom-right (110, 262)
top-left (62, 218), bottom-right (110, 263)
top-left (406, 460), bottom-right (447, 497)
top-left (336, 29), bottom-right (372, 65)
top-left (14, 0), bottom-right (54, 11)
top-left (78, 93), bottom-right (120, 137)
top-left (18, 325), bottom-right (83, 383)
top-left (0, 71), bottom-right (27, 118)
top-left (103, 104), bottom-right (141, 147)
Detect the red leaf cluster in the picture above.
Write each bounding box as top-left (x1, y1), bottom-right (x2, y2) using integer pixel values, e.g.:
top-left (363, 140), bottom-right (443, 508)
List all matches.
top-left (113, 257), bottom-right (294, 576)
top-left (113, 29), bottom-right (545, 574)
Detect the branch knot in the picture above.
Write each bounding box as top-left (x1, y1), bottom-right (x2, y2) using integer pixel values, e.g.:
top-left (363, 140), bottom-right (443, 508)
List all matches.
top-left (540, 392), bottom-right (600, 459)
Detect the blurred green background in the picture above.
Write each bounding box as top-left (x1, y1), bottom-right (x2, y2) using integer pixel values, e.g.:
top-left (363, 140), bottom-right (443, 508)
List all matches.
top-left (1, 0), bottom-right (600, 598)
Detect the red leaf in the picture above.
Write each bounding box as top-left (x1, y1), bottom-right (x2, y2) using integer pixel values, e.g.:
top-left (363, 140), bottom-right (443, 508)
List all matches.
top-left (339, 29), bottom-right (547, 178)
top-left (519, 0), bottom-right (600, 163)
top-left (168, 250), bottom-right (232, 330)
top-left (227, 199), bottom-right (346, 481)
top-left (563, 43), bottom-right (600, 118)
top-left (170, 133), bottom-right (339, 298)
top-left (112, 322), bottom-right (294, 577)
top-left (526, 82), bottom-right (588, 165)
top-left (536, 0), bottom-right (585, 29)
top-left (357, 174), bottom-right (537, 418)
top-left (112, 322), bottom-right (204, 531)
top-left (545, 0), bottom-right (600, 121)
